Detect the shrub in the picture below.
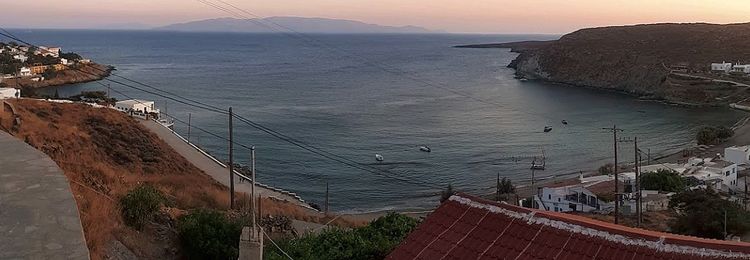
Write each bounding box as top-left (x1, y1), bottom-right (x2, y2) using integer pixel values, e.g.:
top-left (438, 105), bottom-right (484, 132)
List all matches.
top-left (265, 213), bottom-right (418, 260)
top-left (120, 185), bottom-right (164, 230)
top-left (598, 163), bottom-right (614, 175)
top-left (178, 209), bottom-right (243, 260)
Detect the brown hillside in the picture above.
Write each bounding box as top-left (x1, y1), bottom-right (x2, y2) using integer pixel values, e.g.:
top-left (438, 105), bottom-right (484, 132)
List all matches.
top-left (0, 99), bottom-right (363, 259)
top-left (507, 23), bottom-right (750, 105)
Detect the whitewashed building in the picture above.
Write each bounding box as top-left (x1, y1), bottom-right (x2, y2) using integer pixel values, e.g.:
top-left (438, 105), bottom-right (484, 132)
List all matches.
top-left (13, 54), bottom-right (28, 63)
top-left (711, 62), bottom-right (733, 73)
top-left (733, 64), bottom-right (750, 74)
top-left (725, 146), bottom-right (750, 166)
top-left (115, 99), bottom-right (160, 119)
top-left (36, 46), bottom-right (61, 57)
top-left (19, 67), bottom-right (31, 77)
top-left (534, 186), bottom-right (602, 213)
top-left (0, 88), bottom-right (21, 99)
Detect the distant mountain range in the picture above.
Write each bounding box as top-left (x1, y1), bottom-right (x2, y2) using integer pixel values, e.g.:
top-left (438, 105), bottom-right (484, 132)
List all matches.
top-left (154, 17), bottom-right (437, 34)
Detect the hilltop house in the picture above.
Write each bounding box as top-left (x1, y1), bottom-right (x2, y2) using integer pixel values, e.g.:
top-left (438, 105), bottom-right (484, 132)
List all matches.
top-left (12, 54), bottom-right (27, 63)
top-left (0, 88), bottom-right (20, 99)
top-left (733, 64), bottom-right (750, 74)
top-left (35, 46), bottom-right (61, 57)
top-left (115, 99), bottom-right (160, 119)
top-left (712, 62), bottom-right (733, 73)
top-left (533, 186), bottom-right (603, 213)
top-left (18, 67), bottom-right (31, 77)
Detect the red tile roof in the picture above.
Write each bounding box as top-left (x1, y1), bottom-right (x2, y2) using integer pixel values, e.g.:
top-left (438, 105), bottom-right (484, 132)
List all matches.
top-left (388, 194), bottom-right (750, 260)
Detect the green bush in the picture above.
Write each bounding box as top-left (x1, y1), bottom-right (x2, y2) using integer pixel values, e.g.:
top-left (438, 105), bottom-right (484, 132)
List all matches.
top-left (640, 169), bottom-right (685, 192)
top-left (265, 213), bottom-right (419, 260)
top-left (696, 126), bottom-right (733, 145)
top-left (178, 209), bottom-right (243, 260)
top-left (120, 185), bottom-right (164, 230)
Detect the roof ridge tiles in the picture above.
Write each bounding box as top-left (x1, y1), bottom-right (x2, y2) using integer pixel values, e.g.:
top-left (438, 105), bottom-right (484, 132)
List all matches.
top-left (447, 194), bottom-right (750, 259)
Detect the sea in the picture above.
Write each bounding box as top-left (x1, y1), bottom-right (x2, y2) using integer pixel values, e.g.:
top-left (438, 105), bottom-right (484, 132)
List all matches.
top-left (9, 29), bottom-right (746, 213)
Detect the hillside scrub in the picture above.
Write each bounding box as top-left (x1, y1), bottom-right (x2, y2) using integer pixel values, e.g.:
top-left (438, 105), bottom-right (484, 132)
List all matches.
top-left (669, 188), bottom-right (750, 239)
top-left (120, 185), bottom-right (165, 230)
top-left (0, 99), bottom-right (364, 259)
top-left (177, 209), bottom-right (243, 260)
top-left (265, 213), bottom-right (419, 260)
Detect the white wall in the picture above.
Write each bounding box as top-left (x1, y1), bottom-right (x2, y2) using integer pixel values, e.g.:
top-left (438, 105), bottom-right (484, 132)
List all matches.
top-left (726, 147), bottom-right (750, 165)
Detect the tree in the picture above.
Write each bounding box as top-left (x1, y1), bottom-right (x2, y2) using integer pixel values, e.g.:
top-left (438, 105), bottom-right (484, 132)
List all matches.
top-left (42, 66), bottom-right (57, 79)
top-left (440, 184), bottom-right (455, 203)
top-left (178, 209), bottom-right (243, 260)
top-left (496, 177), bottom-right (516, 201)
top-left (640, 169), bottom-right (685, 192)
top-left (669, 188), bottom-right (750, 239)
top-left (696, 126), bottom-right (734, 145)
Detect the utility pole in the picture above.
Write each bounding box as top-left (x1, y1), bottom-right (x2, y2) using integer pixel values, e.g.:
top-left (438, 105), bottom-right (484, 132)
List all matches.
top-left (106, 84), bottom-right (110, 100)
top-left (325, 182), bottom-right (330, 215)
top-left (647, 148), bottom-right (651, 165)
top-left (187, 113), bottom-right (191, 143)
top-left (496, 172), bottom-right (500, 201)
top-left (635, 137), bottom-right (641, 227)
top-left (228, 107), bottom-right (235, 210)
top-left (251, 146), bottom-right (256, 229)
top-left (603, 125), bottom-right (624, 224)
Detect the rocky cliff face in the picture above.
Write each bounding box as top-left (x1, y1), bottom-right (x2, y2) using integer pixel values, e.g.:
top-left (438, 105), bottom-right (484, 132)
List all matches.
top-left (504, 23), bottom-right (750, 105)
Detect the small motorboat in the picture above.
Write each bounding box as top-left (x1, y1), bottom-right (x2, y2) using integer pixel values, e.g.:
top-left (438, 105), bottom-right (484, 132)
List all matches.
top-left (375, 154), bottom-right (384, 162)
top-left (561, 120), bottom-right (568, 125)
top-left (544, 126), bottom-right (552, 133)
top-left (419, 146), bottom-right (431, 153)
top-left (519, 78), bottom-right (528, 82)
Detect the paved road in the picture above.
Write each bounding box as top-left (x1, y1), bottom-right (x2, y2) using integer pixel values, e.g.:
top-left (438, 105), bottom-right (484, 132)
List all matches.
top-left (141, 120), bottom-right (311, 208)
top-left (0, 131), bottom-right (89, 259)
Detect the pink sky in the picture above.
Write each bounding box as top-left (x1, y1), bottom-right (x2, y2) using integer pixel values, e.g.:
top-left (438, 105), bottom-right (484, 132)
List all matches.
top-left (3, 0), bottom-right (750, 33)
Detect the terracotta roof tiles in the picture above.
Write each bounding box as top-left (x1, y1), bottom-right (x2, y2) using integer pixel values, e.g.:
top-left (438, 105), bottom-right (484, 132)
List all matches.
top-left (387, 194), bottom-right (750, 259)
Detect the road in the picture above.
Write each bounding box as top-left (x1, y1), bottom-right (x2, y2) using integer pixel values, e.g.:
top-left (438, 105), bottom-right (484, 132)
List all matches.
top-left (0, 131), bottom-right (89, 259)
top-left (141, 120), bottom-right (312, 209)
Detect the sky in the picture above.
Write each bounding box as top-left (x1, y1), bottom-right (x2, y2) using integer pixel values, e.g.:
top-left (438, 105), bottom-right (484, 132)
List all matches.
top-left (2, 0), bottom-right (750, 34)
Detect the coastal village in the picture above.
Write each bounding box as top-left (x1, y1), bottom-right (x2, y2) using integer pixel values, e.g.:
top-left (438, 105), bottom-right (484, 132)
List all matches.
top-left (6, 23), bottom-right (750, 260)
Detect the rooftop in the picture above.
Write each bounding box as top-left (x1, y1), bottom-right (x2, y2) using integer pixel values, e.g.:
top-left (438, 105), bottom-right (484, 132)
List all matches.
top-left (115, 99), bottom-right (154, 106)
top-left (387, 194), bottom-right (750, 259)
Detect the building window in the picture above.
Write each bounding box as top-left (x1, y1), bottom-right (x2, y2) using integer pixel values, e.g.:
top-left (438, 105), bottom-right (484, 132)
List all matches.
top-left (726, 171), bottom-right (730, 176)
top-left (548, 195), bottom-right (551, 200)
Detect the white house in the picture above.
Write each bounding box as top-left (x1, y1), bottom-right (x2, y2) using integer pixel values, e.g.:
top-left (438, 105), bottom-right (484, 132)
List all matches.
top-left (688, 159), bottom-right (739, 191)
top-left (725, 146), bottom-right (750, 165)
top-left (19, 67), bottom-right (32, 77)
top-left (711, 62), bottom-right (733, 73)
top-left (534, 186), bottom-right (602, 213)
top-left (733, 64), bottom-right (750, 74)
top-left (0, 88), bottom-right (20, 99)
top-left (13, 54), bottom-right (28, 63)
top-left (36, 46), bottom-right (61, 57)
top-left (115, 99), bottom-right (160, 118)
top-left (60, 58), bottom-right (70, 65)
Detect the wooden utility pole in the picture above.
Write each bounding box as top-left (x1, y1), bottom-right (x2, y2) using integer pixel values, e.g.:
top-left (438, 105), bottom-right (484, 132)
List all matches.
top-left (325, 182), bottom-right (330, 215)
top-left (251, 146), bottom-right (256, 228)
top-left (496, 172), bottom-right (500, 201)
top-left (635, 137), bottom-right (641, 227)
top-left (187, 113), bottom-right (191, 143)
top-left (603, 125), bottom-right (624, 224)
top-left (106, 84), bottom-right (110, 100)
top-left (229, 107), bottom-right (235, 210)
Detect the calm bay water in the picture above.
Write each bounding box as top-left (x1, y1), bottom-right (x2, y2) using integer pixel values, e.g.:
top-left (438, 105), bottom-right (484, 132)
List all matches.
top-left (12, 30), bottom-right (745, 212)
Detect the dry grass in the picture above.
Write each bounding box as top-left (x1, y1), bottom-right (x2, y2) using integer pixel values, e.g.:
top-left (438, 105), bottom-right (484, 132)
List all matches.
top-left (1, 99), bottom-right (364, 259)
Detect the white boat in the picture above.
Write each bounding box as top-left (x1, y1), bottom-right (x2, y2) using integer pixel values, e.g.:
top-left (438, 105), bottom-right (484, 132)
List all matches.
top-left (375, 154), bottom-right (384, 162)
top-left (419, 146), bottom-right (431, 153)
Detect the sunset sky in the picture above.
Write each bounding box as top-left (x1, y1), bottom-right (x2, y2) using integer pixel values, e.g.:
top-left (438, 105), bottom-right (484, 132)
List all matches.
top-left (3, 0), bottom-right (750, 34)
